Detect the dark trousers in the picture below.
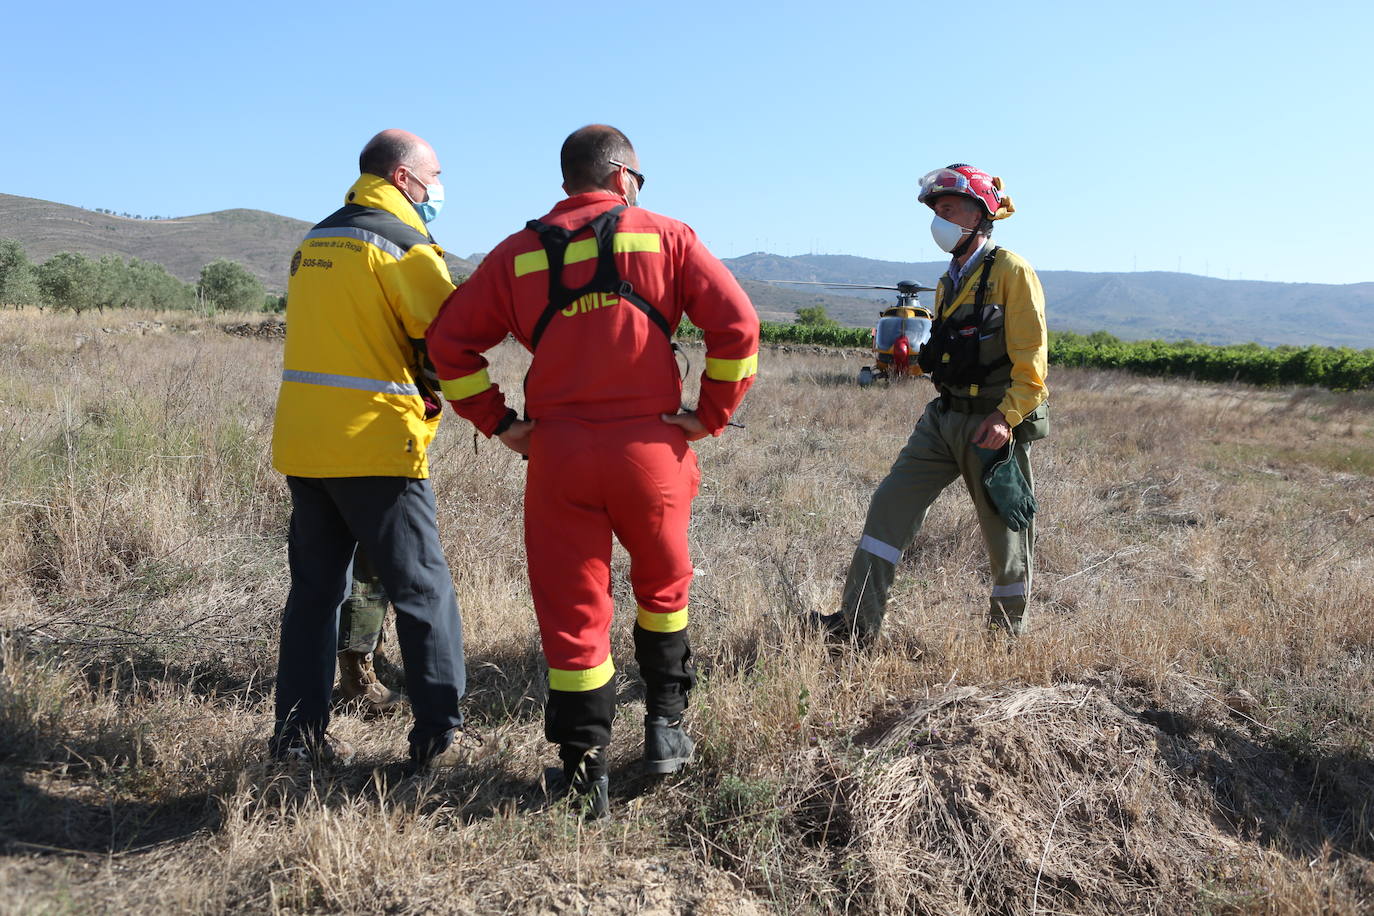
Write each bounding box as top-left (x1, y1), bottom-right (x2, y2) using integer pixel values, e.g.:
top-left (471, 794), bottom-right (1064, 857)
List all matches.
top-left (271, 476), bottom-right (466, 759)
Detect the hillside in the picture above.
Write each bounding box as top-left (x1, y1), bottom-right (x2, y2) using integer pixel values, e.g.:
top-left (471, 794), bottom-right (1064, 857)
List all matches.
top-left (5, 191), bottom-right (1374, 347)
top-left (726, 252), bottom-right (1374, 348)
top-left (0, 193), bottom-right (479, 292)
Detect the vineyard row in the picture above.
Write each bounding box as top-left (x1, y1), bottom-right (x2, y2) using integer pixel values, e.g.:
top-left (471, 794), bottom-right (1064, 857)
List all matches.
top-left (678, 323), bottom-right (1374, 390)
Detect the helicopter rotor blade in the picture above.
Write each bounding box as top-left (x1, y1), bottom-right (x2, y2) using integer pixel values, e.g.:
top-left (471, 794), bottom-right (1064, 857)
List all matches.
top-left (764, 280), bottom-right (901, 291)
top-left (763, 279), bottom-right (938, 293)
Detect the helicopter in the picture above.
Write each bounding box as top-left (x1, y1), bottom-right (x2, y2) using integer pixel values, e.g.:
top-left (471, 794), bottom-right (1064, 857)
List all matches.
top-left (770, 279), bottom-right (937, 386)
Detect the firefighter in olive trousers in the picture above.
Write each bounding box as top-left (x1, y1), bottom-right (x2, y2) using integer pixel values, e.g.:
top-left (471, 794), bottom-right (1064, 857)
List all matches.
top-left (825, 163), bottom-right (1048, 644)
top-left (841, 398), bottom-right (1039, 640)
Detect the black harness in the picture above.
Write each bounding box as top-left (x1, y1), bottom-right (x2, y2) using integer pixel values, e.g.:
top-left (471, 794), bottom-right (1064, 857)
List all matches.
top-left (917, 245), bottom-right (1011, 389)
top-left (506, 205), bottom-right (685, 448)
top-left (525, 205), bottom-right (674, 352)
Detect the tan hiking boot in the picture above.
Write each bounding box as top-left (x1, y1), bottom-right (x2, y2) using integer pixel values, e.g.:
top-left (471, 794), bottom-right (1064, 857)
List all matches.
top-left (338, 650), bottom-right (406, 714)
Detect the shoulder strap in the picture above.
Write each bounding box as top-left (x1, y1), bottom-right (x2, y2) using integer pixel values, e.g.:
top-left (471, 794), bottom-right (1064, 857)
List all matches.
top-left (935, 245), bottom-right (999, 322)
top-left (619, 284), bottom-right (674, 340)
top-left (527, 206), bottom-right (625, 349)
top-left (525, 205), bottom-right (673, 350)
top-left (976, 246), bottom-right (1011, 375)
top-left (973, 245), bottom-right (1000, 309)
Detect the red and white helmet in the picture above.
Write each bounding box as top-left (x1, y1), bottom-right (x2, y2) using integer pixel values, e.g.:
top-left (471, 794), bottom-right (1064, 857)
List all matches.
top-left (917, 164), bottom-right (1014, 221)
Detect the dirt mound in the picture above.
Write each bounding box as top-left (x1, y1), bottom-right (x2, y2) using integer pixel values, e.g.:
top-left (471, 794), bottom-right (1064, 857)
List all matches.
top-left (221, 319), bottom-right (285, 339)
top-left (846, 684), bottom-right (1255, 914)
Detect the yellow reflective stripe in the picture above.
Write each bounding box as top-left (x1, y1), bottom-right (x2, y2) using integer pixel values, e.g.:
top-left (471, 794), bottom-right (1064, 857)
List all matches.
top-left (705, 353), bottom-right (759, 382)
top-left (514, 250), bottom-right (548, 277)
top-left (613, 232), bottom-right (661, 254)
top-left (438, 368), bottom-right (491, 401)
top-left (562, 237), bottom-right (599, 265)
top-left (548, 656), bottom-right (615, 692)
top-left (637, 605), bottom-right (688, 633)
top-left (512, 232), bottom-right (662, 278)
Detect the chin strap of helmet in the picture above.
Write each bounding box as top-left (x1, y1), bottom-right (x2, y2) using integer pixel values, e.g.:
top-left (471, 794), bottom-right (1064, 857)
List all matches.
top-left (950, 229), bottom-right (980, 259)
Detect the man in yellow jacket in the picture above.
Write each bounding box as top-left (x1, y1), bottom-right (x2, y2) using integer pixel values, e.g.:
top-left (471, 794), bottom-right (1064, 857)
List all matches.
top-left (815, 163), bottom-right (1049, 644)
top-left (269, 129), bottom-right (470, 768)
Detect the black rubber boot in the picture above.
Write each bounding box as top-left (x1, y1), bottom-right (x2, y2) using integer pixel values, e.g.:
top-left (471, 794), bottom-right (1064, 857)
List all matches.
top-left (555, 745), bottom-right (610, 820)
top-left (644, 716), bottom-right (694, 774)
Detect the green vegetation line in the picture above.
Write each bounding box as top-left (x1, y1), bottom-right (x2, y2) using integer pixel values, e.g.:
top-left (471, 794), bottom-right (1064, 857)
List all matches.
top-left (677, 320), bottom-right (1374, 390)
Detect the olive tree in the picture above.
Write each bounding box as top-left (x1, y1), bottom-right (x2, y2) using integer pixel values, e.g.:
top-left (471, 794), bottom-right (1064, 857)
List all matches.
top-left (36, 252), bottom-right (101, 314)
top-left (198, 259), bottom-right (265, 314)
top-left (0, 239), bottom-right (40, 308)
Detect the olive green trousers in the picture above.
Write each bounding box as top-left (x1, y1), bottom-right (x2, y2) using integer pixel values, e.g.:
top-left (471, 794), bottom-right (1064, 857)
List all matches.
top-left (840, 398), bottom-right (1035, 638)
top-left (338, 547), bottom-right (388, 654)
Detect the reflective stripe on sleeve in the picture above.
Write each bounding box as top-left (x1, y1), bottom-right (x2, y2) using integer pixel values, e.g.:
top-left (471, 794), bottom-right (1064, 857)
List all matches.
top-left (705, 353), bottom-right (759, 382)
top-left (438, 368), bottom-right (492, 402)
top-left (636, 605), bottom-right (688, 633)
top-left (282, 369), bottom-right (419, 396)
top-left (513, 232), bottom-right (662, 278)
top-left (859, 534), bottom-right (902, 565)
top-left (547, 656), bottom-right (615, 692)
top-left (991, 582), bottom-right (1027, 598)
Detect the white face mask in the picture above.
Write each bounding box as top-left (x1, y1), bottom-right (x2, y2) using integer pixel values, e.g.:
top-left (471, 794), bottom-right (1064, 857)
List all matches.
top-left (930, 214), bottom-right (973, 253)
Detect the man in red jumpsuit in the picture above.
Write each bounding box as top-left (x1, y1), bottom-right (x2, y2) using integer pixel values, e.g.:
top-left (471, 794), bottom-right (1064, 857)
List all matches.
top-left (426, 124), bottom-right (759, 816)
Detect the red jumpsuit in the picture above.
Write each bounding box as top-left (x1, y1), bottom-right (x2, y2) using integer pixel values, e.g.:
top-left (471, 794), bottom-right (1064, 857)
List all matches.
top-left (426, 191), bottom-right (758, 754)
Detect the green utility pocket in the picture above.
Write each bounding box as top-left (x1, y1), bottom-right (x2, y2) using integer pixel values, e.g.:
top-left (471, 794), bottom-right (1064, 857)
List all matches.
top-left (339, 577), bottom-right (388, 654)
top-left (976, 304), bottom-right (1006, 369)
top-left (1014, 403), bottom-right (1050, 443)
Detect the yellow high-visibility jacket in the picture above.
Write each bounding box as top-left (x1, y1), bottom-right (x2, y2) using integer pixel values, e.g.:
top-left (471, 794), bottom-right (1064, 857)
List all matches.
top-left (932, 245), bottom-right (1048, 427)
top-left (271, 174), bottom-right (455, 478)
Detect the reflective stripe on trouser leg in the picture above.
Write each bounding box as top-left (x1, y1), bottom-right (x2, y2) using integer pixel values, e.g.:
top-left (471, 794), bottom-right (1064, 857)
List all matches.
top-left (961, 436), bottom-right (1035, 633)
top-left (634, 612), bottom-right (695, 720)
top-left (841, 399), bottom-right (961, 639)
top-left (338, 546), bottom-right (387, 654)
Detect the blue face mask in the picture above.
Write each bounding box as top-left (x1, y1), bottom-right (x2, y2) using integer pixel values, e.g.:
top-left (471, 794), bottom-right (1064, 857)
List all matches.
top-left (405, 174), bottom-right (445, 223)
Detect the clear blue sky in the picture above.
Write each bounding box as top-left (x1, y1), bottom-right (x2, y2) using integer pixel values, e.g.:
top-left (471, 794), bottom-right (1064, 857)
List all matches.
top-left (7, 0), bottom-right (1369, 284)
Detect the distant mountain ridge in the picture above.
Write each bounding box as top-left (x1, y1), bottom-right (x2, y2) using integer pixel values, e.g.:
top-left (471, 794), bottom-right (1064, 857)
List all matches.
top-left (0, 193), bottom-right (479, 292)
top-left (724, 253), bottom-right (1374, 348)
top-left (3, 193), bottom-right (1370, 347)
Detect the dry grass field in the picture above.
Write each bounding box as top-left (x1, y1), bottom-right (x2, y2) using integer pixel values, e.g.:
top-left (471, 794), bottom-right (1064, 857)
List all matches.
top-left (3, 309), bottom-right (1374, 914)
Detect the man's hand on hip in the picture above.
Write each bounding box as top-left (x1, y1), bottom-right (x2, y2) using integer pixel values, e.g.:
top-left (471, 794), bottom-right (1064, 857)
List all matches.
top-left (972, 410), bottom-right (1012, 450)
top-left (661, 410), bottom-right (710, 441)
top-left (498, 419), bottom-right (536, 456)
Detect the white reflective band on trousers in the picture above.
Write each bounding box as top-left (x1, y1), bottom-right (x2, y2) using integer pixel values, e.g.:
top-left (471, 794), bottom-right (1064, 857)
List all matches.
top-left (859, 534), bottom-right (902, 565)
top-left (282, 369), bottom-right (420, 396)
top-left (990, 582), bottom-right (1027, 597)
